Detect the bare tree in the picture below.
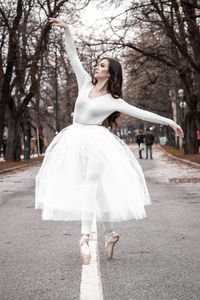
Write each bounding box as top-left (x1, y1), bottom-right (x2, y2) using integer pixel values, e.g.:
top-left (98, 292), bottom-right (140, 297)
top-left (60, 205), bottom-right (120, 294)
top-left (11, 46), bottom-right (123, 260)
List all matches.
top-left (90, 0), bottom-right (200, 153)
top-left (0, 0), bottom-right (71, 161)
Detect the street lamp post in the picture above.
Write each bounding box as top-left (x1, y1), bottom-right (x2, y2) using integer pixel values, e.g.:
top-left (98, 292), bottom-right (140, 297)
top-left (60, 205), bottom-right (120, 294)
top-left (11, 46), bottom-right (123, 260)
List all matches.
top-left (23, 103), bottom-right (32, 160)
top-left (174, 71), bottom-right (180, 150)
top-left (24, 108), bottom-right (29, 160)
top-left (47, 106), bottom-right (54, 140)
top-left (168, 89), bottom-right (175, 147)
top-left (55, 46), bottom-right (60, 135)
top-left (178, 89), bottom-right (187, 154)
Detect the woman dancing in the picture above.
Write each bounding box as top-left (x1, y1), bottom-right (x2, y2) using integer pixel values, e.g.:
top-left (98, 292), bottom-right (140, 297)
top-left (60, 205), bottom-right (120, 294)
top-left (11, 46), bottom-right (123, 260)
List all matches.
top-left (35, 18), bottom-right (183, 265)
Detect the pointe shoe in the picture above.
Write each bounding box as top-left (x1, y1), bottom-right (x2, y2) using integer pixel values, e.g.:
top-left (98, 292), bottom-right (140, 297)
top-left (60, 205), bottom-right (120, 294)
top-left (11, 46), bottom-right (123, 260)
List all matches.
top-left (104, 230), bottom-right (120, 259)
top-left (79, 234), bottom-right (91, 265)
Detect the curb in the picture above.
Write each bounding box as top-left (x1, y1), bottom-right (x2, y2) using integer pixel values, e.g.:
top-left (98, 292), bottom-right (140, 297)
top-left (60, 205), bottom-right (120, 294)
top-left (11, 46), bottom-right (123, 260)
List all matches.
top-left (130, 144), bottom-right (200, 167)
top-left (0, 161), bottom-right (42, 175)
top-left (162, 149), bottom-right (200, 168)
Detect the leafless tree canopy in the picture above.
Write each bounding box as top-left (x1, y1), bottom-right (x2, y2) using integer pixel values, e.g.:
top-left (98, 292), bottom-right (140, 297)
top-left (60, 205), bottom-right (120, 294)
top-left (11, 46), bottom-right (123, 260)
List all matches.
top-left (0, 0), bottom-right (86, 161)
top-left (86, 0), bottom-right (200, 153)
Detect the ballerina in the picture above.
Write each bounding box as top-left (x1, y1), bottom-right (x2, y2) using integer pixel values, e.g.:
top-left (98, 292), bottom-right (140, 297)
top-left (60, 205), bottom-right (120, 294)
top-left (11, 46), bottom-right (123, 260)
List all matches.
top-left (35, 17), bottom-right (183, 265)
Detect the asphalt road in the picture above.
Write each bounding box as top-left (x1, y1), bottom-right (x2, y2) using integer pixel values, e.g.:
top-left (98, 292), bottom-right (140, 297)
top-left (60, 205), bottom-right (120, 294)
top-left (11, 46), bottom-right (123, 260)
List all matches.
top-left (0, 144), bottom-right (200, 300)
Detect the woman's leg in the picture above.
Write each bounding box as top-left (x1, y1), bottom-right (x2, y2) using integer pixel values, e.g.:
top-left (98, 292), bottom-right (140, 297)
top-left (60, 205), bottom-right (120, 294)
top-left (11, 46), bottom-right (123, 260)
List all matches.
top-left (145, 145), bottom-right (148, 159)
top-left (81, 218), bottom-right (93, 235)
top-left (80, 152), bottom-right (102, 236)
top-left (150, 144), bottom-right (153, 159)
top-left (102, 221), bottom-right (113, 233)
top-left (102, 221), bottom-right (119, 259)
top-left (80, 217), bottom-right (92, 265)
top-left (81, 219), bottom-right (113, 235)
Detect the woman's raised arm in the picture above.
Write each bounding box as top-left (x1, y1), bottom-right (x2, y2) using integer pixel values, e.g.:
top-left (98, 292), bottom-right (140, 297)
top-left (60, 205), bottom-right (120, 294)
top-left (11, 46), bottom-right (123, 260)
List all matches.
top-left (49, 18), bottom-right (90, 90)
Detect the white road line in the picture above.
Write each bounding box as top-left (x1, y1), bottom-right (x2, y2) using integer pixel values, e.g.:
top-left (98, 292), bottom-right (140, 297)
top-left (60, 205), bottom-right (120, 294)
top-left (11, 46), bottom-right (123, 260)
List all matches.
top-left (80, 215), bottom-right (104, 300)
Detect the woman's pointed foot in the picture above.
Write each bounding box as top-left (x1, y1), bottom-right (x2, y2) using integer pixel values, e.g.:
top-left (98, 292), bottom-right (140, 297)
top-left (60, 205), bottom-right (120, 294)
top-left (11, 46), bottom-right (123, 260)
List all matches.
top-left (104, 230), bottom-right (120, 259)
top-left (79, 234), bottom-right (91, 265)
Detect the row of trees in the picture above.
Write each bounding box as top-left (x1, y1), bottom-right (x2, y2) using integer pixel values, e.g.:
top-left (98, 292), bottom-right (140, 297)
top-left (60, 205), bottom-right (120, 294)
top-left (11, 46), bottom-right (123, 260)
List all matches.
top-left (88, 0), bottom-right (200, 153)
top-left (1, 0), bottom-right (199, 161)
top-left (0, 0), bottom-right (89, 161)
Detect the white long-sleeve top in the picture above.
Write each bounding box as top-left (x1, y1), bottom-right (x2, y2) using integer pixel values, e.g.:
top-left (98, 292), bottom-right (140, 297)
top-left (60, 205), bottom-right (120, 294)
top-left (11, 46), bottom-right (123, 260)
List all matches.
top-left (64, 28), bottom-right (175, 127)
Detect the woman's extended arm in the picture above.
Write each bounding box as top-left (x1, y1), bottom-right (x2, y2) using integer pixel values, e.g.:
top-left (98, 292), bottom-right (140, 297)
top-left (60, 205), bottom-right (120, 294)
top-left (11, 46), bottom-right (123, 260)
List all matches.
top-left (115, 98), bottom-right (184, 138)
top-left (49, 18), bottom-right (90, 90)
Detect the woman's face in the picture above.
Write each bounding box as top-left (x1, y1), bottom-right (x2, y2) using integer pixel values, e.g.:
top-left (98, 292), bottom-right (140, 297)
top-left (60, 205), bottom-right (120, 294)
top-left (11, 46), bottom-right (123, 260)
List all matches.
top-left (93, 59), bottom-right (110, 81)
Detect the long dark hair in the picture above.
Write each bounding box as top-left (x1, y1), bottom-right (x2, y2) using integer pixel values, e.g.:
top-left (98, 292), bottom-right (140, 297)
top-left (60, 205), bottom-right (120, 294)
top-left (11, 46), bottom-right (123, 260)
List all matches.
top-left (92, 57), bottom-right (123, 131)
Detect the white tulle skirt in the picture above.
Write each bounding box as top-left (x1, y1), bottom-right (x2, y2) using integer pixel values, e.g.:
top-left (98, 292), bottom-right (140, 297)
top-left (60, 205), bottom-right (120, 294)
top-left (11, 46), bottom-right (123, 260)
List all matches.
top-left (35, 122), bottom-right (151, 222)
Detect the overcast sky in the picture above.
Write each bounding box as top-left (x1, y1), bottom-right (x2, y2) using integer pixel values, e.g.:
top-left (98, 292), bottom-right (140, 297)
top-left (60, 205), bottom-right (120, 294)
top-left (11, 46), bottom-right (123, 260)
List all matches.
top-left (74, 0), bottom-right (133, 38)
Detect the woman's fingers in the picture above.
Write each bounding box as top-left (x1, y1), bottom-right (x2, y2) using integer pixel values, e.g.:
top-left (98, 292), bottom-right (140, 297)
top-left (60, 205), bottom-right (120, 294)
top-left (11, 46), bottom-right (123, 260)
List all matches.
top-left (49, 18), bottom-right (57, 22)
top-left (172, 123), bottom-right (184, 138)
top-left (176, 126), bottom-right (184, 139)
top-left (180, 129), bottom-right (184, 139)
top-left (177, 125), bottom-right (184, 138)
top-left (49, 17), bottom-right (60, 22)
top-left (49, 18), bottom-right (60, 25)
top-left (48, 18), bottom-right (67, 29)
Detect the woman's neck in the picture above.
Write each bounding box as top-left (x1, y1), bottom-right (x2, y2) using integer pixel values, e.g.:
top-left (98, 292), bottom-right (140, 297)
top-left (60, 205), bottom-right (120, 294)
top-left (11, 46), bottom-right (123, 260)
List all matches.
top-left (94, 80), bottom-right (109, 93)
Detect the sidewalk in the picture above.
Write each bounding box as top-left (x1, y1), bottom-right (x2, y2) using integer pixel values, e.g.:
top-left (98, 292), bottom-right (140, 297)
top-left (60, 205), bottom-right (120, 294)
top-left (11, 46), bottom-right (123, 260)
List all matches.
top-left (162, 145), bottom-right (200, 166)
top-left (0, 154), bottom-right (44, 175)
top-left (131, 144), bottom-right (200, 183)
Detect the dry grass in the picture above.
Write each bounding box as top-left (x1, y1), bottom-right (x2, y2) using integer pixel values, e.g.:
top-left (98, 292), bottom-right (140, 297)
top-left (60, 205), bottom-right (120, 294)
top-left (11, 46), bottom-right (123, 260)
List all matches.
top-left (0, 155), bottom-right (44, 172)
top-left (169, 177), bottom-right (200, 183)
top-left (163, 146), bottom-right (200, 164)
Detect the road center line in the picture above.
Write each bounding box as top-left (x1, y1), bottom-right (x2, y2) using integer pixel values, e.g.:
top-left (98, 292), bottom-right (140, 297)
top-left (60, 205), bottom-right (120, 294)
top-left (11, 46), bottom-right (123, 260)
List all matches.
top-left (80, 215), bottom-right (104, 300)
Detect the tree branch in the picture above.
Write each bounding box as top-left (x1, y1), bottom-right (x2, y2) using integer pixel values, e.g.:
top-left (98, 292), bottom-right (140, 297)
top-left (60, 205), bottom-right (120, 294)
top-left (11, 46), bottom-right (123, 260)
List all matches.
top-left (151, 0), bottom-right (199, 72)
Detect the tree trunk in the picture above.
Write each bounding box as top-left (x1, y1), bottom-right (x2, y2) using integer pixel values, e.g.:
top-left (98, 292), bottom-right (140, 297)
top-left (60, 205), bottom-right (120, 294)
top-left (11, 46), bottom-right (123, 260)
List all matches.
top-left (185, 112), bottom-right (200, 154)
top-left (0, 119), bottom-right (5, 153)
top-left (5, 118), bottom-right (22, 161)
top-left (0, 85), bottom-right (6, 150)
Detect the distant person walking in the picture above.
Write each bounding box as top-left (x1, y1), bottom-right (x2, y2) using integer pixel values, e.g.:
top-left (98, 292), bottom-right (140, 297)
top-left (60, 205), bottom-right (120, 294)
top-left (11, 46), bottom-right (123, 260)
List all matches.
top-left (2, 135), bottom-right (7, 159)
top-left (30, 136), bottom-right (36, 155)
top-left (136, 130), bottom-right (145, 159)
top-left (145, 128), bottom-right (154, 159)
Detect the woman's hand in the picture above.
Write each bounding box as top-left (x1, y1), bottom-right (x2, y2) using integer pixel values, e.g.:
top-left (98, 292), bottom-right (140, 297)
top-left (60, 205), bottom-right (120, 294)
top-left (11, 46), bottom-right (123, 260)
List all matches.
top-left (171, 123), bottom-right (184, 140)
top-left (49, 18), bottom-right (68, 30)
